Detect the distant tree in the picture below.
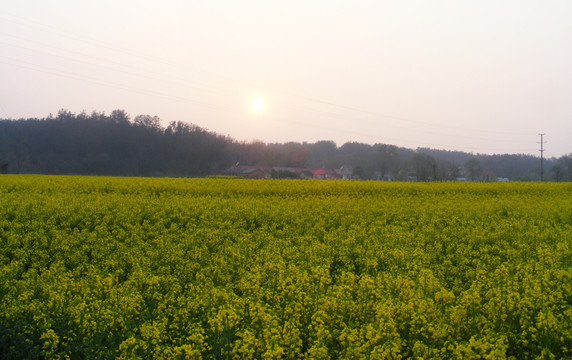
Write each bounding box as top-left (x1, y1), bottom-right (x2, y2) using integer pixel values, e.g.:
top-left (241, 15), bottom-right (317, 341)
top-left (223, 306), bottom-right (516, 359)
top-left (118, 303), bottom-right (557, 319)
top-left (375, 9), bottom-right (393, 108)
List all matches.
top-left (438, 161), bottom-right (460, 181)
top-left (352, 165), bottom-right (365, 180)
top-left (552, 164), bottom-right (563, 182)
top-left (166, 120), bottom-right (201, 135)
top-left (378, 144), bottom-right (400, 179)
top-left (412, 153), bottom-right (437, 181)
top-left (14, 143), bottom-right (28, 174)
top-left (339, 142), bottom-right (378, 178)
top-left (110, 109), bottom-right (131, 124)
top-left (236, 141), bottom-right (269, 166)
top-left (554, 154), bottom-right (572, 182)
top-left (308, 140), bottom-right (338, 168)
top-left (465, 157), bottom-right (483, 181)
top-left (134, 115), bottom-right (162, 130)
top-left (56, 108), bottom-right (74, 121)
top-left (0, 110), bottom-right (562, 181)
top-left (280, 142), bottom-right (310, 167)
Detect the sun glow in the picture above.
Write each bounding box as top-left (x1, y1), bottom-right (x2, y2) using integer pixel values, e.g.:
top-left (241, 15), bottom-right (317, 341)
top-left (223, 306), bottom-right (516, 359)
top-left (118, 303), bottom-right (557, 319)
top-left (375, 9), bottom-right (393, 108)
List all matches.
top-left (251, 98), bottom-right (264, 113)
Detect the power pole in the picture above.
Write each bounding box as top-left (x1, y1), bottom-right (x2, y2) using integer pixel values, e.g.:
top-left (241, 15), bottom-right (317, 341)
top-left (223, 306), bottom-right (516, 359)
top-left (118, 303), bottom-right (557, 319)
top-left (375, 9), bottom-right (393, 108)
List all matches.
top-left (538, 133), bottom-right (546, 181)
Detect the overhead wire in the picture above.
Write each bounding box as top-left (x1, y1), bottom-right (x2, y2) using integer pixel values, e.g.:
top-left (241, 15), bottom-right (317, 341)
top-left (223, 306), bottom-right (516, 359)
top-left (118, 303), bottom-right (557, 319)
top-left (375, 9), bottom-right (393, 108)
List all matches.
top-left (0, 31), bottom-right (233, 97)
top-left (0, 56), bottom-right (239, 113)
top-left (287, 103), bottom-right (533, 144)
top-left (258, 86), bottom-right (536, 137)
top-left (0, 102), bottom-right (9, 119)
top-left (0, 38), bottom-right (229, 96)
top-left (5, 33), bottom-right (528, 147)
top-left (0, 53), bottom-right (536, 153)
top-left (0, 10), bottom-right (539, 153)
top-left (272, 114), bottom-right (536, 153)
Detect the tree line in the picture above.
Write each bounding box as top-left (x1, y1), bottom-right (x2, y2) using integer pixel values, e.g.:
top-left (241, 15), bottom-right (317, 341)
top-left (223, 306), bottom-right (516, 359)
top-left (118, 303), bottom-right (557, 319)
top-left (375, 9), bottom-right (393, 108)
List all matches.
top-left (1, 109), bottom-right (570, 181)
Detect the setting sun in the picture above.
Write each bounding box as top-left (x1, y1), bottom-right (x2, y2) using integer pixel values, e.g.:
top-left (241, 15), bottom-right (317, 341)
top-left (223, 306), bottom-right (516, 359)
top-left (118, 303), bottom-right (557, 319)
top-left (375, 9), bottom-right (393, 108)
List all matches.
top-left (251, 98), bottom-right (263, 113)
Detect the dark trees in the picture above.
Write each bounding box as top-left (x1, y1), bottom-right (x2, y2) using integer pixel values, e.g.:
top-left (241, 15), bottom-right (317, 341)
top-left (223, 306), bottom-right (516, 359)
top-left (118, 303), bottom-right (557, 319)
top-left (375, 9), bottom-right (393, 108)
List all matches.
top-left (307, 140), bottom-right (338, 168)
top-left (553, 154), bottom-right (572, 182)
top-left (0, 111), bottom-right (233, 177)
top-left (0, 110), bottom-right (561, 181)
top-left (412, 153), bottom-right (438, 181)
top-left (464, 158), bottom-right (483, 181)
top-left (378, 144), bottom-right (400, 179)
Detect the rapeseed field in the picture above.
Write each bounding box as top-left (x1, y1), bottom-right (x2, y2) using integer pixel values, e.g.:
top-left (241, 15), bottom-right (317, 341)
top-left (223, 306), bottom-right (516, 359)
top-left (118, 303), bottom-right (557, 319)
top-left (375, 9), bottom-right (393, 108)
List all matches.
top-left (0, 175), bottom-right (571, 359)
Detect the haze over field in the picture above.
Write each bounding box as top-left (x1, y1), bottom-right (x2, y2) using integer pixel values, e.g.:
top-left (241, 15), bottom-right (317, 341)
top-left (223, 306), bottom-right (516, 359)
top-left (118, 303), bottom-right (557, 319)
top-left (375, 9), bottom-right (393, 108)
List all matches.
top-left (1, 1), bottom-right (571, 157)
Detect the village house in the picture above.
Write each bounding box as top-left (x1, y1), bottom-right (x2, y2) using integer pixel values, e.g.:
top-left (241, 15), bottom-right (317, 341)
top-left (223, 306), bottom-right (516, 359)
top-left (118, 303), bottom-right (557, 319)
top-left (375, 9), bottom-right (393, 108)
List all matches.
top-left (312, 168), bottom-right (336, 180)
top-left (221, 165), bottom-right (272, 179)
top-left (334, 165), bottom-right (353, 180)
top-left (222, 164), bottom-right (354, 180)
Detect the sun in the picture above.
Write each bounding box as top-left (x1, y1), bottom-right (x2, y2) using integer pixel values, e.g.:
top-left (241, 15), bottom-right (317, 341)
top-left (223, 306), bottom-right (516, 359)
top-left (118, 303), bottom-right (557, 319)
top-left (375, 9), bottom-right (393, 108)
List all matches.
top-left (251, 98), bottom-right (264, 113)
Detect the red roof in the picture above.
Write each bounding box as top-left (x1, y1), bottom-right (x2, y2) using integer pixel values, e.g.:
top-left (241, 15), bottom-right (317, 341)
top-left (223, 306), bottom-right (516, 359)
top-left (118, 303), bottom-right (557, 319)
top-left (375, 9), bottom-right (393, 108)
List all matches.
top-left (313, 168), bottom-right (336, 176)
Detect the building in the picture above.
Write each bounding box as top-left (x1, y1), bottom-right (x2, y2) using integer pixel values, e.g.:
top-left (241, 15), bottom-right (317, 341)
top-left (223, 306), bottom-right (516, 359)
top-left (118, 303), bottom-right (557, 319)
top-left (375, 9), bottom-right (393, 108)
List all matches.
top-left (221, 165), bottom-right (272, 179)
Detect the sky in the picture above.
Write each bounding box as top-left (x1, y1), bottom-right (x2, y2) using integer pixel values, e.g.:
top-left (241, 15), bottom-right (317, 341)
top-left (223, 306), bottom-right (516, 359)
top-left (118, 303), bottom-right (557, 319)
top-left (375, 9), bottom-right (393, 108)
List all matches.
top-left (1, 1), bottom-right (571, 157)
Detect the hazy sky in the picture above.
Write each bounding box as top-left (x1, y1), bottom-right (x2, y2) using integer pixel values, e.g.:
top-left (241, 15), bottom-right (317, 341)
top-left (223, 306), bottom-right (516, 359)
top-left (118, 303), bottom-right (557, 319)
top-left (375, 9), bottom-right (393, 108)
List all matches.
top-left (1, 1), bottom-right (571, 157)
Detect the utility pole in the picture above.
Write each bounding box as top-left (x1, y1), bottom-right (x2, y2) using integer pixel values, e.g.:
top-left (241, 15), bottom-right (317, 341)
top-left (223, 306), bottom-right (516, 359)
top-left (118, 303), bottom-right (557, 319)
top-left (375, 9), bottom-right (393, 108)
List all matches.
top-left (538, 133), bottom-right (546, 181)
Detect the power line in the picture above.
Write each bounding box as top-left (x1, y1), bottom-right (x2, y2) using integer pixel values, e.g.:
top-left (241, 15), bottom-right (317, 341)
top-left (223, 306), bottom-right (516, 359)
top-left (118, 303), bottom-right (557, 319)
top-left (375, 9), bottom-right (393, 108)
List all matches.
top-left (0, 56), bottom-right (237, 113)
top-left (275, 115), bottom-right (536, 153)
top-left (2, 33), bottom-right (532, 145)
top-left (0, 33), bottom-right (231, 96)
top-left (261, 86), bottom-right (536, 137)
top-left (0, 11), bottom-right (541, 155)
top-left (0, 102), bottom-right (9, 118)
top-left (0, 11), bottom-right (537, 139)
top-left (287, 103), bottom-right (532, 144)
top-left (0, 55), bottom-right (537, 155)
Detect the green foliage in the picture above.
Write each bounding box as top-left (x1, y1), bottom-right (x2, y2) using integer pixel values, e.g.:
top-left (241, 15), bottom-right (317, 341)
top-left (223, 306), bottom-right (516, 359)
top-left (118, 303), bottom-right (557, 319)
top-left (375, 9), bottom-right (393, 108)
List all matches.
top-left (1, 176), bottom-right (571, 359)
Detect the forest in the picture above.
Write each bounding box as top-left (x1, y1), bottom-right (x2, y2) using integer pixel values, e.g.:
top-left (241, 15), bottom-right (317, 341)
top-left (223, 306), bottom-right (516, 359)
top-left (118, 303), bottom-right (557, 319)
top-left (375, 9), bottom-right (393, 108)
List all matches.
top-left (1, 109), bottom-right (571, 181)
